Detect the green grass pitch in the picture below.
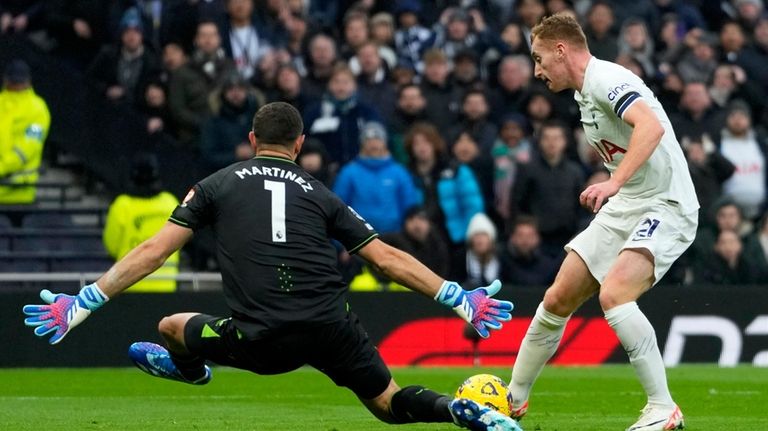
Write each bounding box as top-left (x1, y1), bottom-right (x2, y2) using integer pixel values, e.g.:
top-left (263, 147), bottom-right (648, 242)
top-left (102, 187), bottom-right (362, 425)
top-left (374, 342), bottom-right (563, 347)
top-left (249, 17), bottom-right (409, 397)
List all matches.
top-left (1, 366), bottom-right (766, 430)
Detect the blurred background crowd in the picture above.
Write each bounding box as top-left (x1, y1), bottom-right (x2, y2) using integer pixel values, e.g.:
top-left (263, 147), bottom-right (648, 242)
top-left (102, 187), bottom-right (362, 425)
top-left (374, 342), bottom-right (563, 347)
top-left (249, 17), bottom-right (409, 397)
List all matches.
top-left (1, 0), bottom-right (767, 291)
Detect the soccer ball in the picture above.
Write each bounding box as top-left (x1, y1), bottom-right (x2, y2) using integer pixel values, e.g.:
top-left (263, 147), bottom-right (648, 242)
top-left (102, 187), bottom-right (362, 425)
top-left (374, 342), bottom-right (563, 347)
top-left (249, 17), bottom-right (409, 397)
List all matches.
top-left (455, 374), bottom-right (512, 416)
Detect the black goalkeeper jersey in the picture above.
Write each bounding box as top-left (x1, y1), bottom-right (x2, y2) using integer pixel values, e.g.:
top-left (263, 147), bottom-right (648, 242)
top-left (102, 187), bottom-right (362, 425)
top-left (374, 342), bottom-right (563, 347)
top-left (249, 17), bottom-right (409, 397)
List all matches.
top-left (169, 156), bottom-right (378, 338)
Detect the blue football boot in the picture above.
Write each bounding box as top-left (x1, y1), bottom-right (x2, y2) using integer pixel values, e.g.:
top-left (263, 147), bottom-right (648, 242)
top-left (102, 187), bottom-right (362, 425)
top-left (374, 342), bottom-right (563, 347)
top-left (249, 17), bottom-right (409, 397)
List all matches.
top-left (128, 342), bottom-right (211, 385)
top-left (449, 398), bottom-right (524, 431)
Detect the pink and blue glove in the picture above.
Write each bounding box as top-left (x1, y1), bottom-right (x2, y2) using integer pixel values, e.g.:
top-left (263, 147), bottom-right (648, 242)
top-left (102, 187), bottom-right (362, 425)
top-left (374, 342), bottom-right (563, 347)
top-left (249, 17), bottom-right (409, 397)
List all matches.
top-left (434, 280), bottom-right (513, 338)
top-left (23, 283), bottom-right (109, 345)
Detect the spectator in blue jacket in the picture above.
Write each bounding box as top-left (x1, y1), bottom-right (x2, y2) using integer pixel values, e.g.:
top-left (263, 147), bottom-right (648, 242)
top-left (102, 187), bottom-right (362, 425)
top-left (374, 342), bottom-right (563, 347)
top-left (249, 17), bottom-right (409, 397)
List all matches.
top-left (333, 122), bottom-right (419, 234)
top-left (404, 122), bottom-right (484, 246)
top-left (303, 64), bottom-right (382, 170)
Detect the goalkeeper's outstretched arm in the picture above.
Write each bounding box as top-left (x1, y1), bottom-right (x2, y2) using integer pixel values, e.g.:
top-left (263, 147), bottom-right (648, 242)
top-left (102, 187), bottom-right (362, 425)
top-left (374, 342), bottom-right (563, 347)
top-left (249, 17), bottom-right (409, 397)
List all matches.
top-left (356, 238), bottom-right (443, 297)
top-left (97, 222), bottom-right (193, 298)
top-left (356, 238), bottom-right (513, 338)
top-left (23, 222), bottom-right (193, 344)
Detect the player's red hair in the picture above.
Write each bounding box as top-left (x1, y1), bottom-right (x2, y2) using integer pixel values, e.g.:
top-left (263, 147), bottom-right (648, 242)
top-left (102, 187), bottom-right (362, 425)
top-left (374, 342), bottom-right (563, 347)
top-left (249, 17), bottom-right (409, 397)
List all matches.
top-left (531, 13), bottom-right (588, 50)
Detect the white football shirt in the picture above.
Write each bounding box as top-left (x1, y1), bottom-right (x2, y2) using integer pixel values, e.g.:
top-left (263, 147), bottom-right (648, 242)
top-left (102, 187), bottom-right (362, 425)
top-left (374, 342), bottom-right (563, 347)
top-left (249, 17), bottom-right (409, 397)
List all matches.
top-left (574, 57), bottom-right (699, 214)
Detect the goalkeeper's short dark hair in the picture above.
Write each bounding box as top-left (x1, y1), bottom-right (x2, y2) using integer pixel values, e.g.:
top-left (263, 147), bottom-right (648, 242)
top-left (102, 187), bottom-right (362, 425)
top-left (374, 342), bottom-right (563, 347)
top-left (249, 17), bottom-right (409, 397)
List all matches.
top-left (251, 102), bottom-right (304, 147)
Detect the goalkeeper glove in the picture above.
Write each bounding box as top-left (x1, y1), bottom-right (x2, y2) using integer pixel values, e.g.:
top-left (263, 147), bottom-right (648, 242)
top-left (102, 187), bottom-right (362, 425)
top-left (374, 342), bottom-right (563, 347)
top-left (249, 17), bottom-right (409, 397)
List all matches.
top-left (434, 279), bottom-right (513, 338)
top-left (23, 283), bottom-right (109, 345)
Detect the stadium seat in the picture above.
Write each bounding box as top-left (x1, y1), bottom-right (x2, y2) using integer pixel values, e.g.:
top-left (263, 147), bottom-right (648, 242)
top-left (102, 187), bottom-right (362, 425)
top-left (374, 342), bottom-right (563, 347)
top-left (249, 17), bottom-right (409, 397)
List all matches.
top-left (22, 212), bottom-right (76, 228)
top-left (0, 216), bottom-right (11, 250)
top-left (0, 214), bottom-right (12, 229)
top-left (0, 255), bottom-right (49, 272)
top-left (14, 235), bottom-right (77, 252)
top-left (4, 228), bottom-right (105, 253)
top-left (77, 236), bottom-right (107, 253)
top-left (50, 256), bottom-right (113, 273)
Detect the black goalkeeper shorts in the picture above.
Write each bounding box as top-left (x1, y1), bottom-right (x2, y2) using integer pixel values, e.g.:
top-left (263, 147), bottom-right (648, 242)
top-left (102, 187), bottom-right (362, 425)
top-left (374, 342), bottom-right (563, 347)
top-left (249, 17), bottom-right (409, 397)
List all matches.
top-left (184, 312), bottom-right (392, 400)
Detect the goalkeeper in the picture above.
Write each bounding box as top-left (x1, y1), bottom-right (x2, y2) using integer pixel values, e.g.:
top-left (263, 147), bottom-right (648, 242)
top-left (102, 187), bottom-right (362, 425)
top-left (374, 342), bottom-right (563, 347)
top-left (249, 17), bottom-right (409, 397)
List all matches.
top-left (23, 102), bottom-right (521, 431)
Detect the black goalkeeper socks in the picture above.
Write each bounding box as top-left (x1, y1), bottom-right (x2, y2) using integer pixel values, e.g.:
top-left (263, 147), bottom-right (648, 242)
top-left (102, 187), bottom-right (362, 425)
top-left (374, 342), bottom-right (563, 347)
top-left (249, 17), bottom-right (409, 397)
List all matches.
top-left (169, 351), bottom-right (207, 382)
top-left (390, 385), bottom-right (453, 423)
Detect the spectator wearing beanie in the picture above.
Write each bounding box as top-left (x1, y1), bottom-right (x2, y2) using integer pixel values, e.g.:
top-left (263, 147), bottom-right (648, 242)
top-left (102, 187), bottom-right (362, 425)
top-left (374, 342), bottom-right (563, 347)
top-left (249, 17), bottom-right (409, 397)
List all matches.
top-left (451, 212), bottom-right (502, 288)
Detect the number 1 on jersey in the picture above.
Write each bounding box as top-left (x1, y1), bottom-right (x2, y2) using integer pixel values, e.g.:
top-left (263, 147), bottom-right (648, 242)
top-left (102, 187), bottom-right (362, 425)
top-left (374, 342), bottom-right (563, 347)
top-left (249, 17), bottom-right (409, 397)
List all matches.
top-left (264, 180), bottom-right (286, 242)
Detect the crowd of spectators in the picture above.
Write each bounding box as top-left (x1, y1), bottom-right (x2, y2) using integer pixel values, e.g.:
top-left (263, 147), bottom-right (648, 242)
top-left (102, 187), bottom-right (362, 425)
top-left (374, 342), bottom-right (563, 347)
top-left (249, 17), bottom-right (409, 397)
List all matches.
top-left (3, 0), bottom-right (768, 288)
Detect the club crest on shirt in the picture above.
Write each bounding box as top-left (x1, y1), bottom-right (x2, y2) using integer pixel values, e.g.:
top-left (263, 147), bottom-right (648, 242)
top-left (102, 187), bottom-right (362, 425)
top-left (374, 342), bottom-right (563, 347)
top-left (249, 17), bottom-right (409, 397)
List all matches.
top-left (181, 188), bottom-right (195, 208)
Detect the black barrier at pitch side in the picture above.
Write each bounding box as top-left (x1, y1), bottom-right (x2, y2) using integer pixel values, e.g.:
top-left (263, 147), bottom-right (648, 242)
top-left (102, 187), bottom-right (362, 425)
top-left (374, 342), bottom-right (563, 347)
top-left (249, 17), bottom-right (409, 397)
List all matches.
top-left (2, 286), bottom-right (766, 367)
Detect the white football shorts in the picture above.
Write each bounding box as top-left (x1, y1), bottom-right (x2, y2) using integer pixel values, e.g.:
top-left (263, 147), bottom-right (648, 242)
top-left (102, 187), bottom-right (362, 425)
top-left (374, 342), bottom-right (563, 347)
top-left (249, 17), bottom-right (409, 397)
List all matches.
top-left (565, 196), bottom-right (698, 285)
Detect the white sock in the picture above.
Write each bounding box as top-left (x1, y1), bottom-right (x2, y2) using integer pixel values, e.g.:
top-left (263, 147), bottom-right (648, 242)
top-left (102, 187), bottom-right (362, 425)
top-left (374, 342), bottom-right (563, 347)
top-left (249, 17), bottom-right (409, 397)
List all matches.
top-left (605, 301), bottom-right (674, 407)
top-left (509, 302), bottom-right (569, 406)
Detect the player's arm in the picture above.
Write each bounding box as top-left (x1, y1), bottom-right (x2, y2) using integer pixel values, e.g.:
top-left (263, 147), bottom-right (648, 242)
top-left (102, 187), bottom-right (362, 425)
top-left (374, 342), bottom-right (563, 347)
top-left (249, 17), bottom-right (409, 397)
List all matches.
top-left (357, 238), bottom-right (513, 338)
top-left (22, 222), bottom-right (193, 344)
top-left (96, 222), bottom-right (192, 297)
top-left (609, 101), bottom-right (665, 188)
top-left (357, 238), bottom-right (443, 296)
top-left (580, 100), bottom-right (664, 213)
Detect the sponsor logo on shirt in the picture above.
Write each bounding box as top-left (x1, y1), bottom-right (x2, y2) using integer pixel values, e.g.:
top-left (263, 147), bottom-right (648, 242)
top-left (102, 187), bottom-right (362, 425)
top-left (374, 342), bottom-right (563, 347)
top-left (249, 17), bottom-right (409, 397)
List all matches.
top-left (607, 83), bottom-right (631, 101)
top-left (593, 139), bottom-right (627, 163)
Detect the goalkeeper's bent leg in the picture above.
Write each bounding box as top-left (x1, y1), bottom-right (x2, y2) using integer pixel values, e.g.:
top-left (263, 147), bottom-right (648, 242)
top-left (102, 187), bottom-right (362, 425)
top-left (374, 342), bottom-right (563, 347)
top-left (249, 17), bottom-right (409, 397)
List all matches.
top-left (158, 313), bottom-right (208, 382)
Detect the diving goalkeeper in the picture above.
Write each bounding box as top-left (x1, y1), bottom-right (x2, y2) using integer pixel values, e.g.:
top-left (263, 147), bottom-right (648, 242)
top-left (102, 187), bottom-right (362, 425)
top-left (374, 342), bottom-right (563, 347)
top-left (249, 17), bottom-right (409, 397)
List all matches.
top-left (22, 102), bottom-right (521, 431)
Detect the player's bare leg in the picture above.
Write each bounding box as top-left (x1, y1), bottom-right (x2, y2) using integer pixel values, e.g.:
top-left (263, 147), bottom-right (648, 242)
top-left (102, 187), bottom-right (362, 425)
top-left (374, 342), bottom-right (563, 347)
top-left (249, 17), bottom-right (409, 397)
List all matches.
top-left (601, 249), bottom-right (683, 430)
top-left (129, 312), bottom-right (212, 385)
top-left (157, 312), bottom-right (198, 353)
top-left (508, 251), bottom-right (599, 419)
top-left (359, 378), bottom-right (402, 423)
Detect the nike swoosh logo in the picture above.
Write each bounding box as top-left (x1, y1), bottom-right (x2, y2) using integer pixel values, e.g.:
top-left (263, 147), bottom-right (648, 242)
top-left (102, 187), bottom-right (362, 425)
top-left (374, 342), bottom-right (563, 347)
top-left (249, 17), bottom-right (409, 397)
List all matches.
top-left (629, 419), bottom-right (665, 430)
